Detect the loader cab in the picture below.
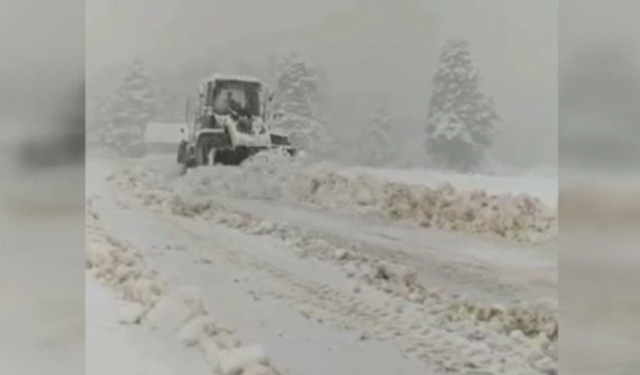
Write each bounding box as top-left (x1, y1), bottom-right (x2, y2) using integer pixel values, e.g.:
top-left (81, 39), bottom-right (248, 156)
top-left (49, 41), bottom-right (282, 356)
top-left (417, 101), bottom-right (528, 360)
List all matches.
top-left (201, 76), bottom-right (263, 118)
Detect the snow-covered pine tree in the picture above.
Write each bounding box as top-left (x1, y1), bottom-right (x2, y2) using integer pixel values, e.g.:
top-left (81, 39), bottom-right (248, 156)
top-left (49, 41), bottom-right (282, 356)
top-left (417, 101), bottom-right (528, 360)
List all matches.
top-left (271, 53), bottom-right (331, 157)
top-left (100, 59), bottom-right (159, 156)
top-left (425, 39), bottom-right (499, 173)
top-left (274, 53), bottom-right (319, 117)
top-left (362, 105), bottom-right (397, 167)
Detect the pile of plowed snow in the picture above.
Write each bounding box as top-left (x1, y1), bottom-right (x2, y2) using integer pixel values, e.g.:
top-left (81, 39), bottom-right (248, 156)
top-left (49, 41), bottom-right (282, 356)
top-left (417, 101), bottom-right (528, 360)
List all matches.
top-left (340, 166), bottom-right (557, 208)
top-left (292, 169), bottom-right (557, 243)
top-left (109, 172), bottom-right (560, 339)
top-left (85, 203), bottom-right (282, 375)
top-left (105, 173), bottom-right (559, 374)
top-left (122, 153), bottom-right (557, 243)
top-left (86, 207), bottom-right (166, 309)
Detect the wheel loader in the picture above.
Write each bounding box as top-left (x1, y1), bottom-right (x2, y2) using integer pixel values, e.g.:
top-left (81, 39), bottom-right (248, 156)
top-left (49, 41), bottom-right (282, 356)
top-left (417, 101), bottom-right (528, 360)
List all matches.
top-left (177, 74), bottom-right (295, 170)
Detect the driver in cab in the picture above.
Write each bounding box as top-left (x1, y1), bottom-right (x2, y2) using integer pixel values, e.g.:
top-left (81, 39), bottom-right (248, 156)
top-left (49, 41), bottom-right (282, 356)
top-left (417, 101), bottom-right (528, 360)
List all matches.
top-left (223, 91), bottom-right (252, 133)
top-left (225, 91), bottom-right (245, 117)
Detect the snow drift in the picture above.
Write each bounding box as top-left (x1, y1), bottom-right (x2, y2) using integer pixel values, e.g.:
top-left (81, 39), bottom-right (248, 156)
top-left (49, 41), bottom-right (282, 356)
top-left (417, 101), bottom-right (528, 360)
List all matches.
top-left (123, 153), bottom-right (557, 244)
top-left (85, 203), bottom-right (282, 375)
top-left (103, 160), bottom-right (559, 374)
top-left (109, 168), bottom-right (559, 343)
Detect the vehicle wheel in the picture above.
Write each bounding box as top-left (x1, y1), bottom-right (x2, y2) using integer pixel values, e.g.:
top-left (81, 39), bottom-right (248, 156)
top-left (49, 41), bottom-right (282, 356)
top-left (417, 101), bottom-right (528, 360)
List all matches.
top-left (195, 148), bottom-right (201, 166)
top-left (177, 141), bottom-right (187, 164)
top-left (195, 143), bottom-right (206, 166)
top-left (179, 164), bottom-right (188, 176)
top-left (213, 149), bottom-right (226, 165)
top-left (232, 146), bottom-right (251, 165)
top-left (186, 157), bottom-right (197, 168)
top-left (207, 148), bottom-right (216, 166)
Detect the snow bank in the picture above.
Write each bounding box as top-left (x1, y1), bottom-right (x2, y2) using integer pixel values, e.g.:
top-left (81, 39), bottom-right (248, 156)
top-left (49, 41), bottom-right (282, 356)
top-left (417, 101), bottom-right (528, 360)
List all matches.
top-left (120, 155), bottom-right (556, 243)
top-left (283, 234), bottom-right (558, 345)
top-left (110, 173), bottom-right (558, 339)
top-left (86, 277), bottom-right (194, 375)
top-left (339, 166), bottom-right (558, 208)
top-left (299, 237), bottom-right (558, 343)
top-left (218, 345), bottom-right (271, 375)
top-left (293, 169), bottom-right (557, 243)
top-left (86, 212), bottom-right (166, 308)
top-left (107, 165), bottom-right (558, 374)
top-left (144, 289), bottom-right (206, 331)
top-left (177, 315), bottom-right (217, 347)
top-left (86, 205), bottom-right (283, 375)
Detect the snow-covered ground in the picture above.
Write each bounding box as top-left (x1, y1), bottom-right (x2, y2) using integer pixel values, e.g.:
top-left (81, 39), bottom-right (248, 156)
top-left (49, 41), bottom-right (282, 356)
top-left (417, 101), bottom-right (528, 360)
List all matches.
top-left (86, 154), bottom-right (558, 375)
top-left (86, 275), bottom-right (211, 375)
top-left (125, 154), bottom-right (557, 244)
top-left (339, 166), bottom-right (557, 208)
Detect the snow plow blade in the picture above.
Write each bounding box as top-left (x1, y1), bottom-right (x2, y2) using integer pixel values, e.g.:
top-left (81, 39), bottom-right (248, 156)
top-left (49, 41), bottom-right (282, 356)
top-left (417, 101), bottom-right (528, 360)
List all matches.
top-left (269, 134), bottom-right (297, 156)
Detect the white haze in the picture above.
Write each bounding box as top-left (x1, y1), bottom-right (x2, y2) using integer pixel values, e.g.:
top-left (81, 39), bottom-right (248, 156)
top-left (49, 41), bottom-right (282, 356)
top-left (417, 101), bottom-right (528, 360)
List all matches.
top-left (87, 0), bottom-right (558, 171)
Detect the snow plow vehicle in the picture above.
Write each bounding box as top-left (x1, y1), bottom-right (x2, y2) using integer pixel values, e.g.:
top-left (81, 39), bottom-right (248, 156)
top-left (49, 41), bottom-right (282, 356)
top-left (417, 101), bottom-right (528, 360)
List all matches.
top-left (177, 74), bottom-right (296, 169)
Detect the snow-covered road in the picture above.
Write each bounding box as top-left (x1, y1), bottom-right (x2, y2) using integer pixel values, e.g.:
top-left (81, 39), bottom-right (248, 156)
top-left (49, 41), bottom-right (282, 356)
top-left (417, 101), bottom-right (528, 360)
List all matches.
top-left (86, 274), bottom-right (211, 375)
top-left (86, 156), bottom-right (558, 375)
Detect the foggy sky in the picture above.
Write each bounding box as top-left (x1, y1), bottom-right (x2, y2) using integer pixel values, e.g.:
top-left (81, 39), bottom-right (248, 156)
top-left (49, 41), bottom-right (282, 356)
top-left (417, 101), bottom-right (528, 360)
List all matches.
top-left (87, 0), bottom-right (559, 169)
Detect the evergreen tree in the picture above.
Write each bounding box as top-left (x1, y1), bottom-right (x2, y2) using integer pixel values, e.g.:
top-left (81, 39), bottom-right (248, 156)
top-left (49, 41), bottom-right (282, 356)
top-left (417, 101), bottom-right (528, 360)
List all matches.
top-left (99, 59), bottom-right (159, 156)
top-left (362, 105), bottom-right (397, 167)
top-left (274, 53), bottom-right (319, 118)
top-left (271, 53), bottom-right (330, 157)
top-left (425, 40), bottom-right (499, 172)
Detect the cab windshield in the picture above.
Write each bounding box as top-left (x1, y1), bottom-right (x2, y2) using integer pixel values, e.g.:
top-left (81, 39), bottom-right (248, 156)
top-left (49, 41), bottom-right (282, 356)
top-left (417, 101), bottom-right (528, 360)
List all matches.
top-left (209, 81), bottom-right (261, 117)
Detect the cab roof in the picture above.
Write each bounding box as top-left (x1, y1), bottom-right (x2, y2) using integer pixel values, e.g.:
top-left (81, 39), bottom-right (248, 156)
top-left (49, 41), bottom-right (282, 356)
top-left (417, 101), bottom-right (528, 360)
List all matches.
top-left (201, 73), bottom-right (262, 85)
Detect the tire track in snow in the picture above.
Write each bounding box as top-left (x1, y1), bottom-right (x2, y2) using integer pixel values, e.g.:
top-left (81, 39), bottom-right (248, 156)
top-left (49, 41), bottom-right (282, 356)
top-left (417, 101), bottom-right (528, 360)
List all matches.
top-left (106, 161), bottom-right (557, 375)
top-left (165, 215), bottom-right (554, 375)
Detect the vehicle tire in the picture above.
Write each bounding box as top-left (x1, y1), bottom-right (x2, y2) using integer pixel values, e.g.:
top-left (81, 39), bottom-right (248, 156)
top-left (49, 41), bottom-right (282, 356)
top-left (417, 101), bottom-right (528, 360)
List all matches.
top-left (177, 141), bottom-right (187, 164)
top-left (207, 148), bottom-right (217, 166)
top-left (179, 164), bottom-right (188, 176)
top-left (195, 142), bottom-right (208, 166)
top-left (186, 157), bottom-right (197, 168)
top-left (233, 146), bottom-right (252, 165)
